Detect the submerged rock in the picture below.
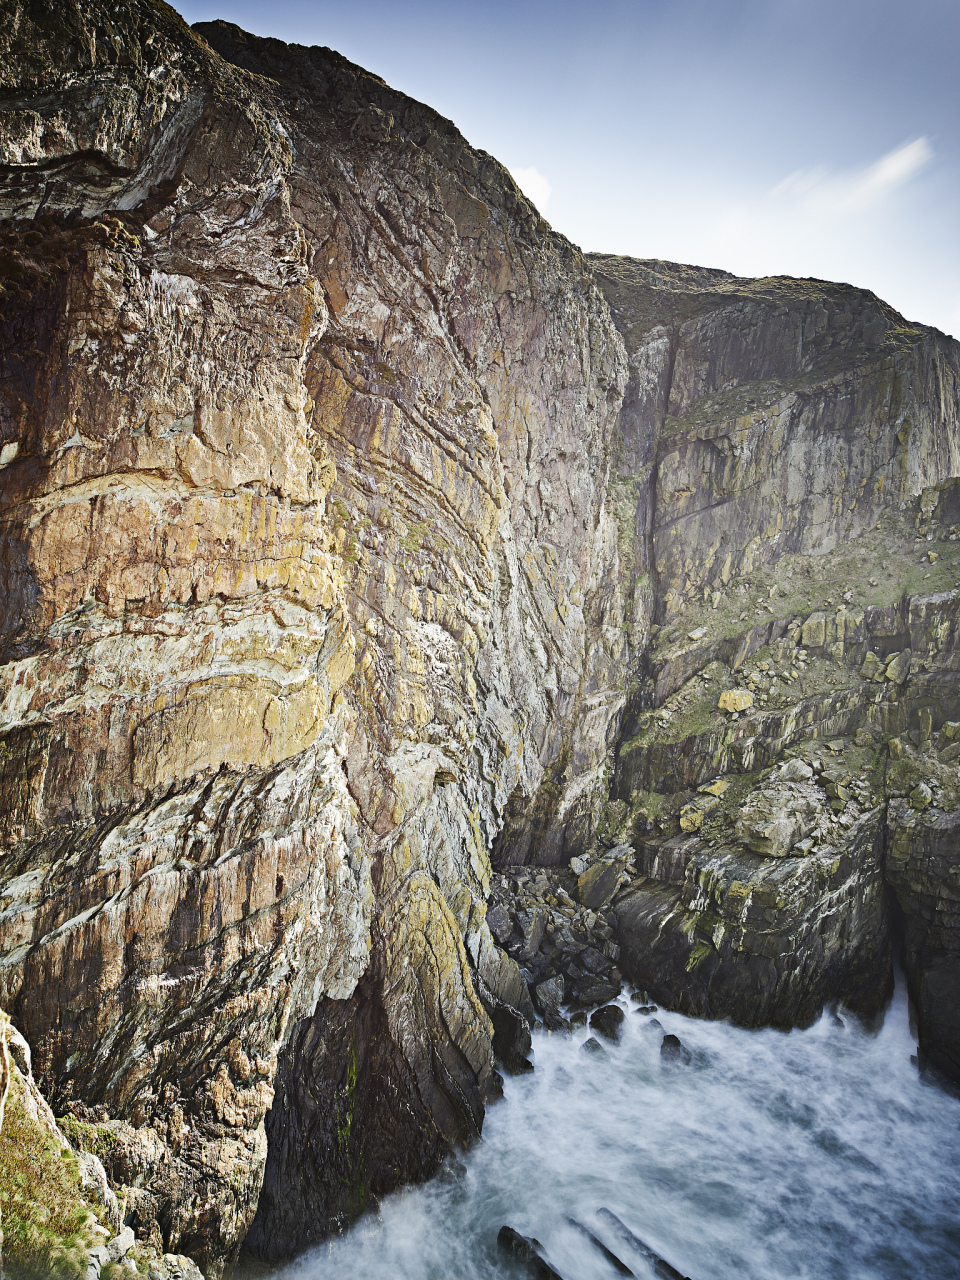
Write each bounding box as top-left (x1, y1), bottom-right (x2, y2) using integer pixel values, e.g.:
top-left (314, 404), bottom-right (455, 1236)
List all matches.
top-left (597, 1208), bottom-right (693, 1280)
top-left (565, 1216), bottom-right (634, 1275)
top-left (660, 1034), bottom-right (692, 1065)
top-left (497, 1227), bottom-right (566, 1280)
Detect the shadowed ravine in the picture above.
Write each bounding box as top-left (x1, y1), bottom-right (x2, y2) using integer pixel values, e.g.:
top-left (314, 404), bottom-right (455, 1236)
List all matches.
top-left (270, 979), bottom-right (960, 1280)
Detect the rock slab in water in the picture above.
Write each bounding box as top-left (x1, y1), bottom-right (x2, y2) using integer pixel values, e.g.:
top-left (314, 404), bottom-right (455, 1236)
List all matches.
top-left (565, 1216), bottom-right (634, 1275)
top-left (660, 1034), bottom-right (692, 1065)
top-left (497, 1226), bottom-right (566, 1279)
top-left (590, 1005), bottom-right (626, 1042)
top-left (597, 1209), bottom-right (694, 1280)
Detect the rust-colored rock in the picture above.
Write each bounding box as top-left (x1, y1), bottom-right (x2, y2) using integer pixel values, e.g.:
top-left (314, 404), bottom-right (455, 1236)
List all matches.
top-left (0, 1), bottom-right (627, 1272)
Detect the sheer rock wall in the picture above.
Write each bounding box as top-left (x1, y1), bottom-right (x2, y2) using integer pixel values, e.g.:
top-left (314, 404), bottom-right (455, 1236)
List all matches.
top-left (0, 1), bottom-right (626, 1271)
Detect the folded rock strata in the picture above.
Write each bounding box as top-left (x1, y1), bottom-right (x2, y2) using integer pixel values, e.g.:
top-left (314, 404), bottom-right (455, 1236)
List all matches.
top-left (0, 0), bottom-right (625, 1270)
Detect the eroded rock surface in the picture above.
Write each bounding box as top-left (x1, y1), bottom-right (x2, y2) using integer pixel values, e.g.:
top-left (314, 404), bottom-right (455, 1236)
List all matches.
top-left (0, 0), bottom-right (625, 1270)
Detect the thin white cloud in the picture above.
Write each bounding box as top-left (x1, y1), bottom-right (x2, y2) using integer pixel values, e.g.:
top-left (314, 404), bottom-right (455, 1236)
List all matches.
top-left (511, 166), bottom-right (552, 210)
top-left (771, 138), bottom-right (933, 215)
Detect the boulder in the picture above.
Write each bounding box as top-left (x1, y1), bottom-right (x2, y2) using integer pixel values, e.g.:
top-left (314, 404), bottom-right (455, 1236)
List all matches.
top-left (568, 976), bottom-right (622, 1009)
top-left (780, 758), bottom-right (813, 782)
top-left (79, 1153), bottom-right (121, 1234)
top-left (589, 1005), bottom-right (625, 1042)
top-left (911, 783), bottom-right (933, 811)
top-left (860, 651), bottom-right (884, 680)
top-left (660, 1034), bottom-right (692, 1065)
top-left (884, 649), bottom-right (912, 683)
top-left (577, 857), bottom-right (629, 911)
top-left (486, 903), bottom-right (514, 946)
top-left (517, 908), bottom-right (549, 959)
top-left (579, 946), bottom-right (611, 976)
top-left (106, 1228), bottom-right (136, 1264)
top-left (534, 974), bottom-right (565, 1014)
top-left (735, 783), bottom-right (818, 857)
top-left (160, 1257), bottom-right (204, 1280)
top-left (718, 689), bottom-right (754, 714)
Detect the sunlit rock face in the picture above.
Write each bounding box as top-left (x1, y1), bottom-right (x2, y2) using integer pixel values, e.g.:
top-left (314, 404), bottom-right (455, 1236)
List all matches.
top-left (0, 0), bottom-right (627, 1270)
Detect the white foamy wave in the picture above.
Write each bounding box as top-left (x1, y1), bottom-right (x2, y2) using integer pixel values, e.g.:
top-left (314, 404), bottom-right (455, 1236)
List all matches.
top-left (278, 980), bottom-right (960, 1280)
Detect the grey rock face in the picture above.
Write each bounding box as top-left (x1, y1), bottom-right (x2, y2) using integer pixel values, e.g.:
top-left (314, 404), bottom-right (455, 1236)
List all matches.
top-left (886, 803), bottom-right (960, 1081)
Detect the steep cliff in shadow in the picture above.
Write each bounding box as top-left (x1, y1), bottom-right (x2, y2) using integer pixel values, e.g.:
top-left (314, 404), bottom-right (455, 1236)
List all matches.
top-left (0, 2), bottom-right (959, 1276)
top-left (483, 258), bottom-right (959, 1082)
top-left (583, 258), bottom-right (960, 1057)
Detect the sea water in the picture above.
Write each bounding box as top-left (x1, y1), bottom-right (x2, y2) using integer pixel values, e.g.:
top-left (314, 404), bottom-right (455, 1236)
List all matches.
top-left (279, 981), bottom-right (960, 1280)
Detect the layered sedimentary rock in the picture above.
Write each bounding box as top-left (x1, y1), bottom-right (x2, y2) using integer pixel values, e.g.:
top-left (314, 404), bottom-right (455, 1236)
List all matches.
top-left (1, 1), bottom-right (959, 1276)
top-left (0, 1), bottom-right (625, 1271)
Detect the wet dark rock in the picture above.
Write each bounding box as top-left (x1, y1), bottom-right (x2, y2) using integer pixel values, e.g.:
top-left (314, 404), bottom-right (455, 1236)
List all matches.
top-left (642, 1018), bottom-right (664, 1035)
top-left (569, 977), bottom-right (622, 1010)
top-left (886, 803), bottom-right (960, 1081)
top-left (581, 1037), bottom-right (605, 1055)
top-left (534, 974), bottom-right (565, 1013)
top-left (578, 857), bottom-right (630, 911)
top-left (487, 903), bottom-right (514, 947)
top-left (485, 1070), bottom-right (505, 1103)
top-left (589, 1005), bottom-right (625, 1042)
top-left (565, 1216), bottom-right (634, 1275)
top-left (534, 975), bottom-right (571, 1031)
top-left (580, 946), bottom-right (612, 976)
top-left (597, 1209), bottom-right (694, 1280)
top-left (475, 946), bottom-right (535, 1075)
top-left (633, 1005), bottom-right (658, 1014)
top-left (613, 816), bottom-right (893, 1030)
top-left (517, 908), bottom-right (549, 959)
top-left (488, 1005), bottom-right (533, 1074)
top-left (661, 1034), bottom-right (692, 1065)
top-left (497, 1226), bottom-right (567, 1280)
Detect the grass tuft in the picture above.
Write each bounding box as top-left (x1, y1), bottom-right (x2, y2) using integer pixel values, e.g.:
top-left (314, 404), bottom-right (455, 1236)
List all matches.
top-left (0, 1071), bottom-right (99, 1280)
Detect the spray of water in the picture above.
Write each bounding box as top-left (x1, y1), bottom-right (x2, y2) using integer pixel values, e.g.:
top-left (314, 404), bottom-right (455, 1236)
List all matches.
top-left (278, 981), bottom-right (960, 1280)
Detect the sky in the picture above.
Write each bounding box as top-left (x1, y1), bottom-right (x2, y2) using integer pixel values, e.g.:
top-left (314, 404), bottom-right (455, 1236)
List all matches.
top-left (176, 0), bottom-right (960, 337)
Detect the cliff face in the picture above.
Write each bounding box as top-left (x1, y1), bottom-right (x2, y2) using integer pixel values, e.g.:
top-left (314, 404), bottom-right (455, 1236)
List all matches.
top-left (586, 258), bottom-right (960, 1046)
top-left (0, 2), bottom-right (959, 1277)
top-left (0, 1), bottom-right (626, 1271)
